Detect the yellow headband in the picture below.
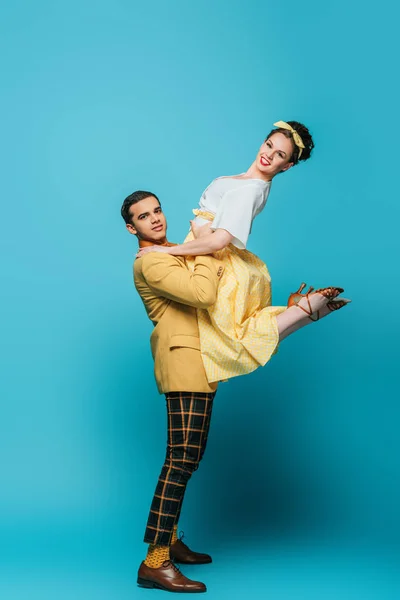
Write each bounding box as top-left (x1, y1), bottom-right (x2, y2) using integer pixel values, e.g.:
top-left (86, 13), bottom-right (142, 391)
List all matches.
top-left (273, 120), bottom-right (305, 159)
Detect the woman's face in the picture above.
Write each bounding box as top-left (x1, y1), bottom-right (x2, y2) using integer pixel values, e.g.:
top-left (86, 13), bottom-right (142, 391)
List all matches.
top-left (256, 132), bottom-right (294, 178)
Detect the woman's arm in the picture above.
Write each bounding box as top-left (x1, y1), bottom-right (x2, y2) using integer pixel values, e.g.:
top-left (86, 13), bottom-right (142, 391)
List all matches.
top-left (137, 227), bottom-right (233, 258)
top-left (169, 228), bottom-right (232, 256)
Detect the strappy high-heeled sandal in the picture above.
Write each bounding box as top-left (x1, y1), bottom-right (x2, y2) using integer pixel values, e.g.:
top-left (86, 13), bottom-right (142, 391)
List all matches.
top-left (287, 282), bottom-right (344, 322)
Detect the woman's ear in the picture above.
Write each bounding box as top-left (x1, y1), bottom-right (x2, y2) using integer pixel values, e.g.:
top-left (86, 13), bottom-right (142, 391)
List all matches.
top-left (281, 161), bottom-right (294, 173)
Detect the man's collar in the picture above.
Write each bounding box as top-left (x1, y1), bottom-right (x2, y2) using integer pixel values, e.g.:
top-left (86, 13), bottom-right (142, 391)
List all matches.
top-left (138, 239), bottom-right (176, 248)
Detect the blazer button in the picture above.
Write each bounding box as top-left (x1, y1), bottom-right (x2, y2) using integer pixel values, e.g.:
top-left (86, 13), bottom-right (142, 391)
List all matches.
top-left (217, 267), bottom-right (223, 276)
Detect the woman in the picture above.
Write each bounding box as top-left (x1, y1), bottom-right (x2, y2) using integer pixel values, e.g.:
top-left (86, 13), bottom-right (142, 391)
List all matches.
top-left (137, 121), bottom-right (349, 383)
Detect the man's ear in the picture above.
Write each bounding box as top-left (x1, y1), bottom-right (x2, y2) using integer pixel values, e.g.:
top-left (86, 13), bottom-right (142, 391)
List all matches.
top-left (126, 223), bottom-right (137, 236)
top-left (281, 161), bottom-right (294, 173)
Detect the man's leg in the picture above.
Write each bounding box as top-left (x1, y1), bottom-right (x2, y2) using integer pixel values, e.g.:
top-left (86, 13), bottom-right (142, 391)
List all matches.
top-left (144, 391), bottom-right (215, 549)
top-left (169, 394), bottom-right (214, 565)
top-left (138, 392), bottom-right (214, 592)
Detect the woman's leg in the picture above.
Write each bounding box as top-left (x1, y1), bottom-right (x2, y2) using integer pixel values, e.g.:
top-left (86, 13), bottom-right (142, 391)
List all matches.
top-left (277, 296), bottom-right (351, 342)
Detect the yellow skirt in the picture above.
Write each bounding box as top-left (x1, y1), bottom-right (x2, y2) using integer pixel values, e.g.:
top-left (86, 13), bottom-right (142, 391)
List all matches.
top-left (185, 210), bottom-right (287, 383)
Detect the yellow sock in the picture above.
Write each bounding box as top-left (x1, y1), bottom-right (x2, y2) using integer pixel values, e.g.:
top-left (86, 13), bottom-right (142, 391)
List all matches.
top-left (144, 544), bottom-right (170, 568)
top-left (171, 524), bottom-right (178, 544)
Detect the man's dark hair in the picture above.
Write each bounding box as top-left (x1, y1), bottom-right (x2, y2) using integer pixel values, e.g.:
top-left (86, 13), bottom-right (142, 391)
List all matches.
top-left (121, 190), bottom-right (160, 224)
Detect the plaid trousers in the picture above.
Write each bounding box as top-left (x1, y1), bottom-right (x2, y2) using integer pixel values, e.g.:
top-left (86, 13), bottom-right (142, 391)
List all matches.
top-left (144, 391), bottom-right (216, 546)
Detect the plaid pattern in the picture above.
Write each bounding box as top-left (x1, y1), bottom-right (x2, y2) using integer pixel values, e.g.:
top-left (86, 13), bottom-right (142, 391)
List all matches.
top-left (144, 391), bottom-right (215, 546)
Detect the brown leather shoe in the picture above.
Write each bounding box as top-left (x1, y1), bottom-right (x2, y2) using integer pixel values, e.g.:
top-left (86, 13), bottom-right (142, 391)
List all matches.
top-left (137, 560), bottom-right (206, 593)
top-left (170, 538), bottom-right (212, 565)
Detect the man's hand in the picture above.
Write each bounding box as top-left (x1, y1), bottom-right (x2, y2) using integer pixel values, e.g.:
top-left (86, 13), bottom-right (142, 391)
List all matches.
top-left (190, 220), bottom-right (213, 239)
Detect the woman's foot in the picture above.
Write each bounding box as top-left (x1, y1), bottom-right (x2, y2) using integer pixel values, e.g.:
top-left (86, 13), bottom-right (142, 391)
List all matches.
top-left (288, 283), bottom-right (345, 321)
top-left (318, 297), bottom-right (351, 319)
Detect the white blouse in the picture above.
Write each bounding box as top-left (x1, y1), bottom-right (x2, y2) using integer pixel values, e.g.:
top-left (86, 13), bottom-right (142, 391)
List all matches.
top-left (193, 177), bottom-right (271, 249)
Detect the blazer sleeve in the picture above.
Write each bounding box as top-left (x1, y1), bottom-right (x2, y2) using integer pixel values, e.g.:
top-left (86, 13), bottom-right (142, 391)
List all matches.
top-left (140, 253), bottom-right (224, 309)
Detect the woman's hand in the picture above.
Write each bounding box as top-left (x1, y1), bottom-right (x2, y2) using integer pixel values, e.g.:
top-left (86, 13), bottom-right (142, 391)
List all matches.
top-left (190, 220), bottom-right (213, 239)
top-left (136, 245), bottom-right (171, 259)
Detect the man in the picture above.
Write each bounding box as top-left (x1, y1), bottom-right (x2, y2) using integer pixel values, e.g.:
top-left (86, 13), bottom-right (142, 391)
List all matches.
top-left (121, 190), bottom-right (224, 593)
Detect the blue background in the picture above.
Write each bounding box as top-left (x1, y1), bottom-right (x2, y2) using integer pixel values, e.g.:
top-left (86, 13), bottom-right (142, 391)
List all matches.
top-left (1, 1), bottom-right (399, 598)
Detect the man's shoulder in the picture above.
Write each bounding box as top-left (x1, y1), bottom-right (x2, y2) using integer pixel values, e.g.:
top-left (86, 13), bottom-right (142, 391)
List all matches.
top-left (137, 252), bottom-right (186, 274)
top-left (133, 257), bottom-right (144, 284)
top-left (133, 256), bottom-right (143, 274)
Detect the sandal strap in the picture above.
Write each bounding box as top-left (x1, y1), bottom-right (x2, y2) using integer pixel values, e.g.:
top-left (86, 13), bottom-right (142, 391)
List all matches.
top-left (293, 293), bottom-right (320, 321)
top-left (308, 310), bottom-right (320, 322)
top-left (315, 286), bottom-right (344, 300)
top-left (327, 299), bottom-right (346, 312)
top-left (295, 299), bottom-right (312, 317)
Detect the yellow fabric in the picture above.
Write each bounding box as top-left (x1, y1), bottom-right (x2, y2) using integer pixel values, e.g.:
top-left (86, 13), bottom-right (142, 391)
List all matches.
top-left (134, 253), bottom-right (224, 393)
top-left (273, 120), bottom-right (305, 158)
top-left (144, 544), bottom-right (170, 568)
top-left (171, 525), bottom-right (178, 545)
top-left (186, 210), bottom-right (287, 383)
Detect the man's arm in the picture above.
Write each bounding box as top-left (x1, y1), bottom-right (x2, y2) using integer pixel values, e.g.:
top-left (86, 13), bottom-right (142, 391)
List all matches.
top-left (139, 253), bottom-right (224, 309)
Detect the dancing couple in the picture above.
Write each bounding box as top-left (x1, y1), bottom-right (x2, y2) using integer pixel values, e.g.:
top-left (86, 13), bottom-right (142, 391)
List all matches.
top-left (121, 121), bottom-right (350, 593)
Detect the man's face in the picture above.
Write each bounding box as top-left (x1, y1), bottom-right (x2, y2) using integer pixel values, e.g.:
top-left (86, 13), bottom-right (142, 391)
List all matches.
top-left (126, 196), bottom-right (167, 243)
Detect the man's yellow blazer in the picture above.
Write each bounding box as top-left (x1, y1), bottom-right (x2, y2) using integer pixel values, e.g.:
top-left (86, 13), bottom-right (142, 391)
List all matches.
top-left (134, 253), bottom-right (224, 394)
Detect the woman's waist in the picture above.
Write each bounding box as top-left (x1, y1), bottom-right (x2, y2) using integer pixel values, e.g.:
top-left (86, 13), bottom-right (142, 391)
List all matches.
top-left (191, 208), bottom-right (268, 272)
top-left (192, 208), bottom-right (215, 222)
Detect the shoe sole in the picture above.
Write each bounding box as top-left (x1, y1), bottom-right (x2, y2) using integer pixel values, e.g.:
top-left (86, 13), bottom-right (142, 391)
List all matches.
top-left (137, 576), bottom-right (206, 593)
top-left (173, 559), bottom-right (212, 565)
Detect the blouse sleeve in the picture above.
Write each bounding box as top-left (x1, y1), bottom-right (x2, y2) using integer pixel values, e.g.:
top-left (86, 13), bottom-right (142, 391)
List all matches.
top-left (211, 184), bottom-right (263, 249)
